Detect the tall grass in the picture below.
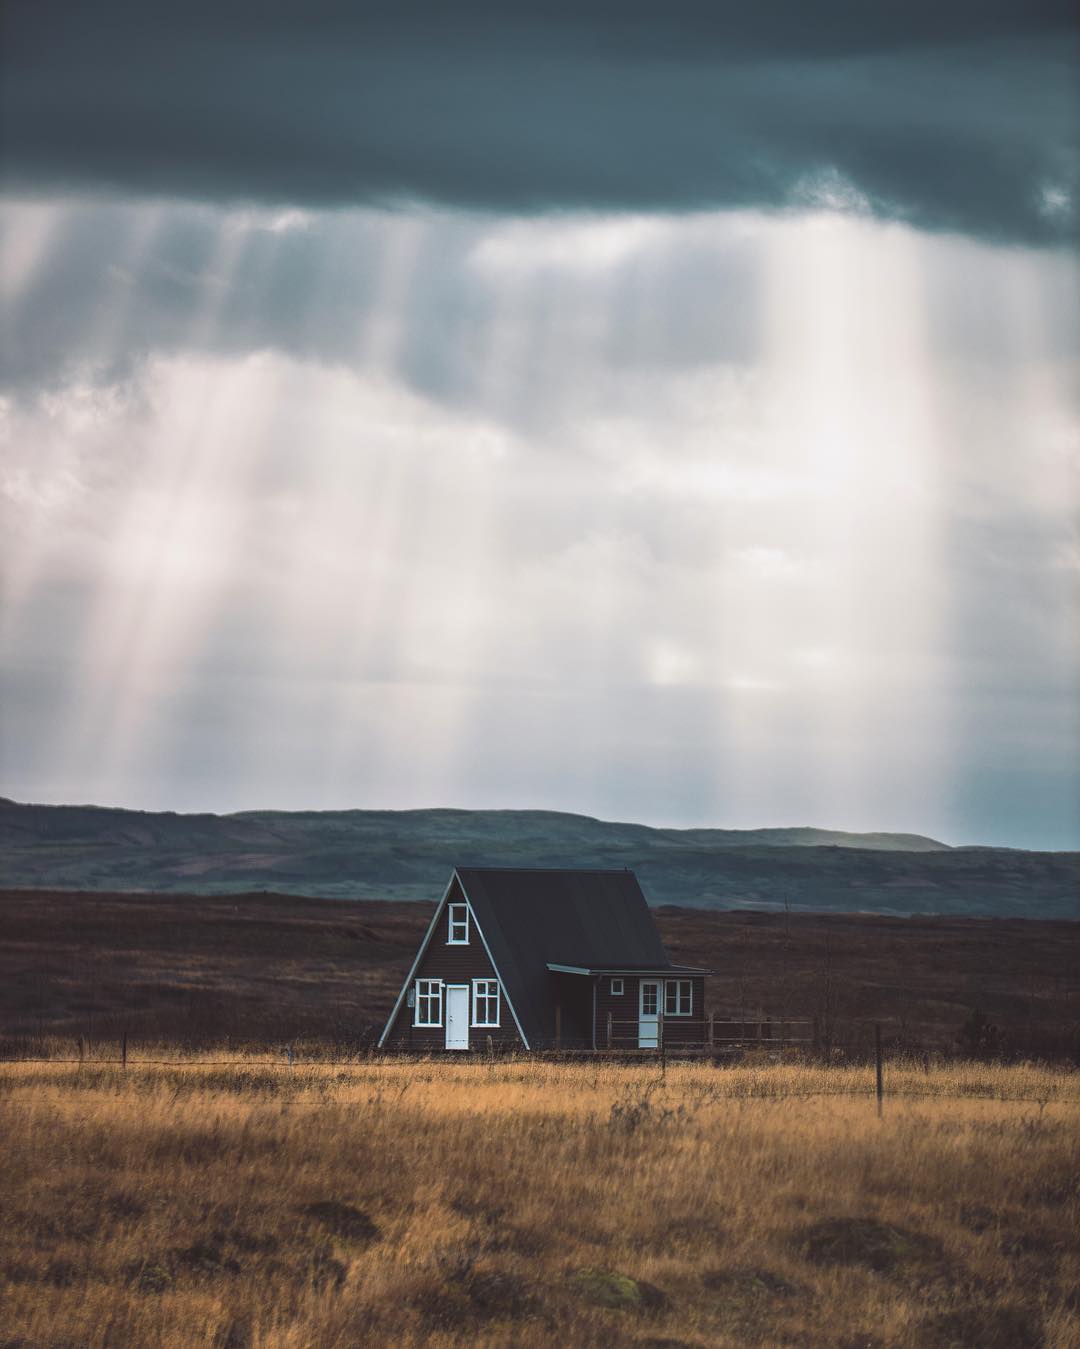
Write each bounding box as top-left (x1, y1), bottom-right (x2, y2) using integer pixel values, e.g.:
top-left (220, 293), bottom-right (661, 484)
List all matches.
top-left (2, 1055), bottom-right (1077, 1347)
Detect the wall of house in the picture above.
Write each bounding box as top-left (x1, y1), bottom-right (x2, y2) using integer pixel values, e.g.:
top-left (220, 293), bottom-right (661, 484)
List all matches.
top-left (662, 976), bottom-right (708, 1045)
top-left (547, 972), bottom-right (594, 1048)
top-left (381, 879), bottom-right (524, 1051)
top-left (594, 975), bottom-right (708, 1049)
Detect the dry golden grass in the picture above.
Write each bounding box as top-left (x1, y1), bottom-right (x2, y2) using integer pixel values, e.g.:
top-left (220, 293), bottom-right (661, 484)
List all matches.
top-left (1, 1054), bottom-right (1077, 1348)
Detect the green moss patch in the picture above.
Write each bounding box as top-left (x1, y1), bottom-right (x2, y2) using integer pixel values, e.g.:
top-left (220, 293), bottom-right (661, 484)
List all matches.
top-left (568, 1267), bottom-right (669, 1313)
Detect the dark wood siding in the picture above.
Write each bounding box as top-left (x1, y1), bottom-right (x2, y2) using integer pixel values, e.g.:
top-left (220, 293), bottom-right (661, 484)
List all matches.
top-left (595, 973), bottom-right (639, 1049)
top-left (662, 976), bottom-right (708, 1045)
top-left (594, 974), bottom-right (708, 1048)
top-left (548, 972), bottom-right (594, 1048)
top-left (382, 880), bottom-right (524, 1051)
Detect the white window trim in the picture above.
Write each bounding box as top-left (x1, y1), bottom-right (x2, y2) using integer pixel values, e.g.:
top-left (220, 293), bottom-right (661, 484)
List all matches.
top-left (610, 977), bottom-right (624, 995)
top-left (471, 978), bottom-right (501, 1028)
top-left (447, 902), bottom-right (469, 944)
top-left (664, 978), bottom-right (693, 1017)
top-left (414, 978), bottom-right (443, 1027)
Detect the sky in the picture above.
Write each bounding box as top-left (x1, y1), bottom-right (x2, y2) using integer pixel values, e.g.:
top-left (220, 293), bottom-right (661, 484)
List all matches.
top-left (2, 3), bottom-right (1078, 848)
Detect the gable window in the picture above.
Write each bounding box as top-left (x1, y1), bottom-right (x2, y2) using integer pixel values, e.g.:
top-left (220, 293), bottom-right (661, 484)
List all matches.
top-left (448, 902), bottom-right (469, 944)
top-left (610, 978), bottom-right (624, 995)
top-left (472, 978), bottom-right (500, 1027)
top-left (414, 979), bottom-right (443, 1026)
top-left (665, 979), bottom-right (692, 1016)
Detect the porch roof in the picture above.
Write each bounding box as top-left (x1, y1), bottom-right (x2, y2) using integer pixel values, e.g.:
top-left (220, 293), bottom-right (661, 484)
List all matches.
top-left (547, 962), bottom-right (713, 976)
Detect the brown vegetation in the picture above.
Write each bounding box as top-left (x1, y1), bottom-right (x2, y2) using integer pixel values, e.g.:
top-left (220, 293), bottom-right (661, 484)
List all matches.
top-left (1, 889), bottom-right (1077, 1056)
top-left (1, 1056), bottom-right (1077, 1347)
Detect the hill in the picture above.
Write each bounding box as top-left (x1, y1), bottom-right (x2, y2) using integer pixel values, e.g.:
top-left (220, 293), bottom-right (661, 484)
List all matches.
top-left (0, 799), bottom-right (1077, 917)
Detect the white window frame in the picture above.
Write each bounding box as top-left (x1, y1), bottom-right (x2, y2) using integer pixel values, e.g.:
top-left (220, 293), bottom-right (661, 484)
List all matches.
top-left (471, 978), bottom-right (500, 1027)
top-left (610, 977), bottom-right (624, 995)
top-left (447, 902), bottom-right (469, 944)
top-left (414, 978), bottom-right (443, 1027)
top-left (664, 979), bottom-right (692, 1017)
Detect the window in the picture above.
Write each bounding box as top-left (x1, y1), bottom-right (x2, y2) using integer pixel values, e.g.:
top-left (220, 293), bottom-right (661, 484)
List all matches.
top-left (414, 979), bottom-right (443, 1026)
top-left (472, 979), bottom-right (500, 1027)
top-left (448, 902), bottom-right (469, 944)
top-left (665, 979), bottom-right (692, 1016)
top-left (610, 978), bottom-right (624, 995)
top-left (641, 982), bottom-right (659, 1016)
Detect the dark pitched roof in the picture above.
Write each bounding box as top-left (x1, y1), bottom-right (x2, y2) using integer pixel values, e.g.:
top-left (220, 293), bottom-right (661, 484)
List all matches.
top-left (456, 866), bottom-right (680, 1047)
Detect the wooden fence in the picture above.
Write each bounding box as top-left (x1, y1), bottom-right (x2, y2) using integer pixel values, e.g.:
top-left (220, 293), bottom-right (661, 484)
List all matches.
top-left (547, 1008), bottom-right (816, 1054)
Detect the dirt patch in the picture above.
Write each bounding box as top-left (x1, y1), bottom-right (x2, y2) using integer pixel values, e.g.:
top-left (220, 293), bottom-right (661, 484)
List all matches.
top-left (174, 1241), bottom-right (242, 1278)
top-left (301, 1201), bottom-right (380, 1244)
top-left (703, 1266), bottom-right (802, 1300)
top-left (794, 1216), bottom-right (943, 1275)
top-left (915, 1303), bottom-right (1043, 1349)
top-left (414, 1266), bottom-right (540, 1328)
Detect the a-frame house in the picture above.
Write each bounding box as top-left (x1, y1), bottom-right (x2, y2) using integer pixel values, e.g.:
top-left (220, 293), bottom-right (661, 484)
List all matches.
top-left (378, 866), bottom-right (711, 1052)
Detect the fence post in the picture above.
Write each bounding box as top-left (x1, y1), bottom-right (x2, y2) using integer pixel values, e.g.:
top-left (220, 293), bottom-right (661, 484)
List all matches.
top-left (657, 1005), bottom-right (664, 1052)
top-left (77, 1035), bottom-right (84, 1065)
top-left (555, 1005), bottom-right (562, 1052)
top-left (606, 1012), bottom-right (613, 1050)
top-left (121, 1031), bottom-right (127, 1071)
top-left (708, 1011), bottom-right (715, 1051)
top-left (875, 1023), bottom-right (884, 1119)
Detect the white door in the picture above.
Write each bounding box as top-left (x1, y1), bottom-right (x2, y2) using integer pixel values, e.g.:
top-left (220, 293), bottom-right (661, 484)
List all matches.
top-left (639, 980), bottom-right (660, 1048)
top-left (445, 984), bottom-right (470, 1050)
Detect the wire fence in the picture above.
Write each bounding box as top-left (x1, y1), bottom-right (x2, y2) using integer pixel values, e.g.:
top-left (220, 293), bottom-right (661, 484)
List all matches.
top-left (1, 1050), bottom-right (1078, 1109)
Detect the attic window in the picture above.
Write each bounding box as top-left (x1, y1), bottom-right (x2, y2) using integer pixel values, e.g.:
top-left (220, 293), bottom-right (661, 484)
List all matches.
top-left (448, 902), bottom-right (469, 944)
top-left (610, 978), bottom-right (624, 995)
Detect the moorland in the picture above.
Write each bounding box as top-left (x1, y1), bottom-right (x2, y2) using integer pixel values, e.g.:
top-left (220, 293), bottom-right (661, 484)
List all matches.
top-left (1, 888), bottom-right (1077, 1056)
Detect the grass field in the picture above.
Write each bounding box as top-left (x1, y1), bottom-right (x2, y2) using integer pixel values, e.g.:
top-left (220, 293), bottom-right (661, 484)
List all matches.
top-left (1, 1056), bottom-right (1077, 1347)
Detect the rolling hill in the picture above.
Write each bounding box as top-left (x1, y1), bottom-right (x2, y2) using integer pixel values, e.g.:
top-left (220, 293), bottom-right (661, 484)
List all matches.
top-left (1, 799), bottom-right (1076, 917)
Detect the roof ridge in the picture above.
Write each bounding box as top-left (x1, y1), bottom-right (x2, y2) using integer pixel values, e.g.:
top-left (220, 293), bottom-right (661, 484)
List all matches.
top-left (456, 864), bottom-right (636, 874)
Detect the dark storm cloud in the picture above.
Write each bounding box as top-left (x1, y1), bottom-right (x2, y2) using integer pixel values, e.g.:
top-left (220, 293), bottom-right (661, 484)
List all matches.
top-left (3, 2), bottom-right (1076, 244)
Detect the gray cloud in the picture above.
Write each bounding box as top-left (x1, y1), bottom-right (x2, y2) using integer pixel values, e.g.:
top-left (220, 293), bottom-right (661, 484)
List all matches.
top-left (1, 201), bottom-right (765, 420)
top-left (3, 3), bottom-right (1077, 244)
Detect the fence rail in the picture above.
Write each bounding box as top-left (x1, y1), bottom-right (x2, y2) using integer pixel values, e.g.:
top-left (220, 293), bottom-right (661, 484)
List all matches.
top-left (585, 1012), bottom-right (816, 1053)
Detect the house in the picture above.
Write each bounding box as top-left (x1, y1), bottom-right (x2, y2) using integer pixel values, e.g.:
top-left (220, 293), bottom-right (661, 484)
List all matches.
top-left (378, 866), bottom-right (711, 1052)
